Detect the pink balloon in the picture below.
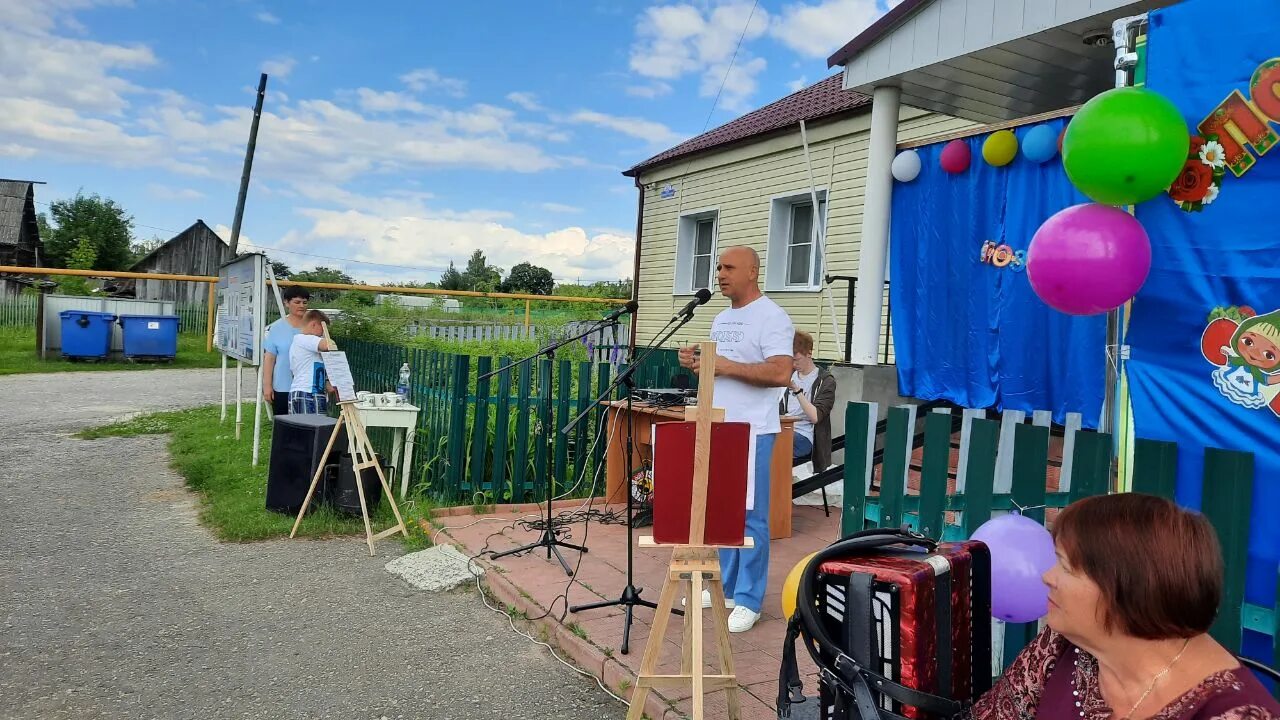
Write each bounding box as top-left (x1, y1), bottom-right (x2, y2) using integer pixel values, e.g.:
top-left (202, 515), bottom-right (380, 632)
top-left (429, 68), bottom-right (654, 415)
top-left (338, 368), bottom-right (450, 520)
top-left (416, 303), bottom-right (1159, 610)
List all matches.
top-left (940, 139), bottom-right (971, 174)
top-left (1026, 204), bottom-right (1152, 316)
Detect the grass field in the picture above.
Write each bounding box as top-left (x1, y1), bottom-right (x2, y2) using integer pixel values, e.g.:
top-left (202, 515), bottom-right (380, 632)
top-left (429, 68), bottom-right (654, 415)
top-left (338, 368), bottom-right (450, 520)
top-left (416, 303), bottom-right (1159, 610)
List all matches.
top-left (0, 327), bottom-right (223, 376)
top-left (77, 404), bottom-right (433, 550)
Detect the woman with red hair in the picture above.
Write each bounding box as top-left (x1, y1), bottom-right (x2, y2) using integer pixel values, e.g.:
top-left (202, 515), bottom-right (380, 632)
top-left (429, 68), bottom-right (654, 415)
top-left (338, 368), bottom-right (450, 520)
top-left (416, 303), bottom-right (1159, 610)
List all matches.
top-left (969, 493), bottom-right (1278, 720)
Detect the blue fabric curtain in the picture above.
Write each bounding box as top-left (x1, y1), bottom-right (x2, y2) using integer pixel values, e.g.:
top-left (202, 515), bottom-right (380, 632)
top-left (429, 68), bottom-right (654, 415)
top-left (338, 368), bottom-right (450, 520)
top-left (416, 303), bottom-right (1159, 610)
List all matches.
top-left (889, 120), bottom-right (1106, 426)
top-left (1127, 0), bottom-right (1280, 623)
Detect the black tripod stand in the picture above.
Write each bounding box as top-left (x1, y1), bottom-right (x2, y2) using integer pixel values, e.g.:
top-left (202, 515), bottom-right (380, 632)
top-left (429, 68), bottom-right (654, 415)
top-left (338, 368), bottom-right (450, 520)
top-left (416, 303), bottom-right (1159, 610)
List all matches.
top-left (486, 313), bottom-right (630, 575)
top-left (564, 307), bottom-right (702, 653)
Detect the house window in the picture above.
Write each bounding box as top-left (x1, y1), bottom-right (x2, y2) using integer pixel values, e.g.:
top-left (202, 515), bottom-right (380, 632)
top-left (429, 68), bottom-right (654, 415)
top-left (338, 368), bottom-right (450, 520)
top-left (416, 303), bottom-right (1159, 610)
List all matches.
top-left (674, 209), bottom-right (718, 295)
top-left (766, 191), bottom-right (826, 292)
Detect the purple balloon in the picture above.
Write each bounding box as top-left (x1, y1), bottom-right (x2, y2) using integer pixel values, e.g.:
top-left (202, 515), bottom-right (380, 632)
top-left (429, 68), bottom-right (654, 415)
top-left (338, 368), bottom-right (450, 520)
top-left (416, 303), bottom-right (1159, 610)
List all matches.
top-left (970, 513), bottom-right (1056, 623)
top-left (1026, 203), bottom-right (1152, 316)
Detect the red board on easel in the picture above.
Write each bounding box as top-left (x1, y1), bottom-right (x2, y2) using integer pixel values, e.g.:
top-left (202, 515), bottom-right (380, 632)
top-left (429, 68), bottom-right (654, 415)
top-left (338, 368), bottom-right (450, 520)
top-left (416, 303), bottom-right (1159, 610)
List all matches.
top-left (651, 421), bottom-right (750, 546)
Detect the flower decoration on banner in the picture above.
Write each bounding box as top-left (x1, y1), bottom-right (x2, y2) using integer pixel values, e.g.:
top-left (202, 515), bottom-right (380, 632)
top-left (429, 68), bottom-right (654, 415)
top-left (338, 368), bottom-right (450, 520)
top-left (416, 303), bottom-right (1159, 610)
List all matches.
top-left (1169, 135), bottom-right (1227, 212)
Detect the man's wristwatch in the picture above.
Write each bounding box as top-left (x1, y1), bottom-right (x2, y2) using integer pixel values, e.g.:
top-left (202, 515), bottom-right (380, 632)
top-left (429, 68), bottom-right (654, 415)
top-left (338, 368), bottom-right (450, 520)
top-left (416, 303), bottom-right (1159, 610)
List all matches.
top-left (791, 388), bottom-right (804, 396)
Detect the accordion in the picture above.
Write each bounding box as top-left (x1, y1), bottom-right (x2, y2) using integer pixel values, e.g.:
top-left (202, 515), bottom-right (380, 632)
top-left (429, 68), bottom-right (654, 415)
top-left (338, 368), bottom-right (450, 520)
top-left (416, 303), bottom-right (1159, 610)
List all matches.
top-left (812, 541), bottom-right (993, 720)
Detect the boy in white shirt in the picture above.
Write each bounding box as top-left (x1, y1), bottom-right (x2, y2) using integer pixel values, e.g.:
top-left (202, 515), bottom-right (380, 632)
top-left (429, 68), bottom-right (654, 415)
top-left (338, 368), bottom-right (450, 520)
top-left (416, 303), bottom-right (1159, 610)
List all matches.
top-left (288, 310), bottom-right (338, 414)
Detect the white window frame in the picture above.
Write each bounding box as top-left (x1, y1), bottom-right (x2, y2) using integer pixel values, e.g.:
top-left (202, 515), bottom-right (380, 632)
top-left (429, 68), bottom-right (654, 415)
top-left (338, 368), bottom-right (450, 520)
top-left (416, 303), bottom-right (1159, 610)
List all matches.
top-left (673, 207), bottom-right (719, 295)
top-left (765, 189), bottom-right (827, 292)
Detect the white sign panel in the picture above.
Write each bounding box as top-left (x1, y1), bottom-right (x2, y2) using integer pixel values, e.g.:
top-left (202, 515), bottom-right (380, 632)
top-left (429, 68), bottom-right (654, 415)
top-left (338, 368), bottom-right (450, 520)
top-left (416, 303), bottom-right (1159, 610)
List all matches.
top-left (214, 252), bottom-right (266, 366)
top-left (321, 351), bottom-right (357, 403)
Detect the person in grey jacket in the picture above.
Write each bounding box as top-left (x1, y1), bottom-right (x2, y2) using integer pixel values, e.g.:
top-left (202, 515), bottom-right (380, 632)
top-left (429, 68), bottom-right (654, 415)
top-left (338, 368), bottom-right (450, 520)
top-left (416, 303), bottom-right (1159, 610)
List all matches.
top-left (781, 330), bottom-right (837, 472)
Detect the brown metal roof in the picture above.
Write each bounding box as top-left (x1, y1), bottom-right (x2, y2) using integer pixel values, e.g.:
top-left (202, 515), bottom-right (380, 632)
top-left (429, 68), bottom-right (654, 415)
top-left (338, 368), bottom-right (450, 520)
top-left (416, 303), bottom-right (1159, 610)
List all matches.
top-left (622, 73), bottom-right (871, 177)
top-left (826, 0), bottom-right (932, 68)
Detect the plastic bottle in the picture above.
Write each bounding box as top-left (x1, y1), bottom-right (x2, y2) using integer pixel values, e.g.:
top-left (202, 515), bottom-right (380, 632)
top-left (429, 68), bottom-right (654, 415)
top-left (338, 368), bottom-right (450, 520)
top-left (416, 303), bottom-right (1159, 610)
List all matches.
top-left (396, 362), bottom-right (411, 400)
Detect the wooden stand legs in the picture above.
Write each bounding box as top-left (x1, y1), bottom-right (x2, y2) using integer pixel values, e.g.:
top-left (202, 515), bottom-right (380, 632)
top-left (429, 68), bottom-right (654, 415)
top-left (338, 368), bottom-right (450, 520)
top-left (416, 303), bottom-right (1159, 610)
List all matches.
top-left (627, 547), bottom-right (740, 720)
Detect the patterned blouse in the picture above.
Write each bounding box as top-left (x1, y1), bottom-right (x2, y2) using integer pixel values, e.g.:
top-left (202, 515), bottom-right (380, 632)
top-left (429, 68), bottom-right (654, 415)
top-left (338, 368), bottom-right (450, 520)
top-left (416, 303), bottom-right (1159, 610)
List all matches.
top-left (967, 628), bottom-right (1280, 720)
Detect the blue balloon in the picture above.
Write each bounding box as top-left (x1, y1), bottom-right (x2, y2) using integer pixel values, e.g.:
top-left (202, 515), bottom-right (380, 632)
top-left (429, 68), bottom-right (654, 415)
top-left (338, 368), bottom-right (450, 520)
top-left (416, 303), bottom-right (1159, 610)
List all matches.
top-left (1022, 125), bottom-right (1060, 164)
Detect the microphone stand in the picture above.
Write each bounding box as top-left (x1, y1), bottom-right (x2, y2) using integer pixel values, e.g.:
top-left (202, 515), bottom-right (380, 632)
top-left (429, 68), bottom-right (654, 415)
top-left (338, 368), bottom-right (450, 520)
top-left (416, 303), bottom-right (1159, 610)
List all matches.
top-left (564, 308), bottom-right (700, 653)
top-left (484, 313), bottom-right (630, 575)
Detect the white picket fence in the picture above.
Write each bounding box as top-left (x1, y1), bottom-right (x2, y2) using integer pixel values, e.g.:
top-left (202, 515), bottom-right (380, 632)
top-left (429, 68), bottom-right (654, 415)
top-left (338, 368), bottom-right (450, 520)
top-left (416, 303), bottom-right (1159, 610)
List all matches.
top-left (407, 321), bottom-right (628, 363)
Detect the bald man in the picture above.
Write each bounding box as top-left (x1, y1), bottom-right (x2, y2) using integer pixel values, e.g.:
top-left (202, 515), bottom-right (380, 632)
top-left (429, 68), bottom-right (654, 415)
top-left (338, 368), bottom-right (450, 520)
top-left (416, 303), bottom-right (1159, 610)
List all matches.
top-left (678, 245), bottom-right (794, 632)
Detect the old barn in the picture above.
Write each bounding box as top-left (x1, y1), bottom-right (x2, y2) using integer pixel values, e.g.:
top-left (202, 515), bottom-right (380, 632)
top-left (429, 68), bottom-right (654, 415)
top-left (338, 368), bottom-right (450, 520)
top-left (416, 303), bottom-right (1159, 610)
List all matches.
top-left (130, 219), bottom-right (232, 305)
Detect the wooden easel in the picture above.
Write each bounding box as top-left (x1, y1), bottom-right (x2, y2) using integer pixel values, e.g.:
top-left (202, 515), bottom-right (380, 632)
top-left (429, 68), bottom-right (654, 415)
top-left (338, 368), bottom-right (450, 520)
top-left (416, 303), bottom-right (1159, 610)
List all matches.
top-left (627, 341), bottom-right (747, 720)
top-left (288, 325), bottom-right (408, 556)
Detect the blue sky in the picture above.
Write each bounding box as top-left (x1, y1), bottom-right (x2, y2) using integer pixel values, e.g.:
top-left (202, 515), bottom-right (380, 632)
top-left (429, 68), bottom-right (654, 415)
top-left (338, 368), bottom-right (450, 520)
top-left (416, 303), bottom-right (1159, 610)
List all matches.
top-left (2, 0), bottom-right (900, 284)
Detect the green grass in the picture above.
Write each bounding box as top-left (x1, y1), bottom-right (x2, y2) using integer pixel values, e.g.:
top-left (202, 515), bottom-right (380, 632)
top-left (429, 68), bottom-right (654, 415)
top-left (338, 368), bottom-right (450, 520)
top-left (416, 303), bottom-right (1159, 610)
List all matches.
top-left (0, 326), bottom-right (223, 376)
top-left (77, 403), bottom-right (434, 550)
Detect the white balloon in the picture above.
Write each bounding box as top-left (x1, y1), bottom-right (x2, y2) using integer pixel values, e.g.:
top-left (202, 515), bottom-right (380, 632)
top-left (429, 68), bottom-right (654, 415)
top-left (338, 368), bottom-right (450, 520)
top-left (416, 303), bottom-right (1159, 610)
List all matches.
top-left (891, 150), bottom-right (922, 183)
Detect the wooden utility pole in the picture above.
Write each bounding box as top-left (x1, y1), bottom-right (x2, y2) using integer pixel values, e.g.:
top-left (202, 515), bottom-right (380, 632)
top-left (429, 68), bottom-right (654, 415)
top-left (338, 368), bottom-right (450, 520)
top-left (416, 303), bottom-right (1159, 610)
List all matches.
top-left (228, 73), bottom-right (267, 255)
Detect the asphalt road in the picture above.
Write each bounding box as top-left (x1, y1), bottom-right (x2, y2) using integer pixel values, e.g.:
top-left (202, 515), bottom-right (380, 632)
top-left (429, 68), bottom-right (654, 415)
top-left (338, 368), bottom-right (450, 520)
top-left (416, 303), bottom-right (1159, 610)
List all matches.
top-left (0, 369), bottom-right (623, 720)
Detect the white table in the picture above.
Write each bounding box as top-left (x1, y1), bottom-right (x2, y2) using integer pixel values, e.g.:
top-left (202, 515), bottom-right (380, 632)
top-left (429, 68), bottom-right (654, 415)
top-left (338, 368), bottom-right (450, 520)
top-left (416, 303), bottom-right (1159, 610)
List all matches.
top-left (354, 402), bottom-right (420, 499)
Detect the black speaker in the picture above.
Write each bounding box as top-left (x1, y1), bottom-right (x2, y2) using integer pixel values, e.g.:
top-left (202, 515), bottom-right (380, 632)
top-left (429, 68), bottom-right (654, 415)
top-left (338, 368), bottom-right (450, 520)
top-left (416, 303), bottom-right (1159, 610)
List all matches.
top-left (266, 414), bottom-right (346, 514)
top-left (333, 453), bottom-right (384, 516)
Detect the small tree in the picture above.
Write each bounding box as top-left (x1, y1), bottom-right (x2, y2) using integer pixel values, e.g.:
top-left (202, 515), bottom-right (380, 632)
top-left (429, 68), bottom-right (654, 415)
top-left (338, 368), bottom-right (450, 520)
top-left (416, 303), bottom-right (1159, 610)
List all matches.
top-left (501, 262), bottom-right (554, 295)
top-left (268, 260), bottom-right (292, 279)
top-left (462, 250), bottom-right (501, 292)
top-left (56, 237), bottom-right (99, 295)
top-left (439, 262), bottom-right (464, 291)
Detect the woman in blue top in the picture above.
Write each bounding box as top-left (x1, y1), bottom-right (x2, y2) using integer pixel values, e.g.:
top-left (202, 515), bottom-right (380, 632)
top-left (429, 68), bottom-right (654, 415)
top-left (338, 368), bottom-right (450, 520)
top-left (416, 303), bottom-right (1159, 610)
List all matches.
top-left (262, 286), bottom-right (310, 415)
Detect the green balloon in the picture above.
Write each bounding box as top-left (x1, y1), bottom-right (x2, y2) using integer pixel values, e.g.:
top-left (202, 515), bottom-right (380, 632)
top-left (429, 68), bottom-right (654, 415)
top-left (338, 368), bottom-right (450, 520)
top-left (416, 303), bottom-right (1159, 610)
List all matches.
top-left (1062, 87), bottom-right (1190, 206)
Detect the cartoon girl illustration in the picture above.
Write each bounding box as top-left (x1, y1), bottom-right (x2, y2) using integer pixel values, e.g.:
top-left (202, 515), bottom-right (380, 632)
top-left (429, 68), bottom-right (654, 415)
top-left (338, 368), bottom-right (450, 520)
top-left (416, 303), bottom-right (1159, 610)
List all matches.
top-left (1201, 306), bottom-right (1280, 415)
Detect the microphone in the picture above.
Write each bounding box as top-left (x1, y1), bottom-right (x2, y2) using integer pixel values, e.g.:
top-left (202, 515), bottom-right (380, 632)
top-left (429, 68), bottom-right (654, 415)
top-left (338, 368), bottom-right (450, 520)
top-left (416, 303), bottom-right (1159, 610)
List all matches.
top-left (601, 299), bottom-right (639, 322)
top-left (672, 288), bottom-right (713, 321)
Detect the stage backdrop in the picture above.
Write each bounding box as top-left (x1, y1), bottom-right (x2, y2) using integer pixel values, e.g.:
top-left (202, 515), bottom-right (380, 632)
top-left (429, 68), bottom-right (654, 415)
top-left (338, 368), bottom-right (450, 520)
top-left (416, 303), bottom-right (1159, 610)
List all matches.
top-left (889, 120), bottom-right (1106, 426)
top-left (1126, 0), bottom-right (1280, 624)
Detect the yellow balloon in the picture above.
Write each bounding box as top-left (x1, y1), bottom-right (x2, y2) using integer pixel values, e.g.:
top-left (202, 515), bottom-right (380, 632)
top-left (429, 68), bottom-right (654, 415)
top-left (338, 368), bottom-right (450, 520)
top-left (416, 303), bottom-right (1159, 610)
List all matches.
top-left (982, 130), bottom-right (1019, 167)
top-left (781, 552), bottom-right (820, 620)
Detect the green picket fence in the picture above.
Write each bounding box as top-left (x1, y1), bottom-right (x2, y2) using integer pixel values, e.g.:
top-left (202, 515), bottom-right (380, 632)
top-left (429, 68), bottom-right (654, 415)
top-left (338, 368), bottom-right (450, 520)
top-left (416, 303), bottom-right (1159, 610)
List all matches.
top-left (840, 401), bottom-right (1279, 680)
top-left (339, 338), bottom-right (638, 504)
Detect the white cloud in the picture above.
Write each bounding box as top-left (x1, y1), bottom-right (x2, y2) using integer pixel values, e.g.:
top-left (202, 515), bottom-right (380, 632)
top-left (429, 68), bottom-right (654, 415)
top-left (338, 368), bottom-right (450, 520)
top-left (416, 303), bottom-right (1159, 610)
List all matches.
top-left (506, 91), bottom-right (543, 112)
top-left (628, 2), bottom-right (769, 110)
top-left (702, 56), bottom-right (767, 113)
top-left (625, 81), bottom-right (673, 99)
top-left (567, 110), bottom-right (684, 146)
top-left (147, 183), bottom-right (205, 201)
top-left (399, 68), bottom-right (467, 97)
top-left (787, 75), bottom-right (809, 93)
top-left (540, 202), bottom-right (583, 214)
top-left (255, 11), bottom-right (280, 24)
top-left (0, 143), bottom-right (38, 158)
top-left (261, 56), bottom-right (297, 79)
top-left (355, 88), bottom-right (428, 114)
top-left (771, 0), bottom-right (885, 59)
top-left (286, 208), bottom-right (634, 283)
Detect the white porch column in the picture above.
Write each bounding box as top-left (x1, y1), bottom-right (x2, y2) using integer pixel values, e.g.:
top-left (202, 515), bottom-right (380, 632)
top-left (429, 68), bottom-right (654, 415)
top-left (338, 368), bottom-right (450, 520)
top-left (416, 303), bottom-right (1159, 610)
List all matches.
top-left (849, 85), bottom-right (901, 365)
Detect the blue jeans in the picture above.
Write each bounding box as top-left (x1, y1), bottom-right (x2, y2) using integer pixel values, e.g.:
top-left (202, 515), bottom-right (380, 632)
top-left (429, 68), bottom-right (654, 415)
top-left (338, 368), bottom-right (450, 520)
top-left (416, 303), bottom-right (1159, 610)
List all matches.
top-left (793, 434), bottom-right (813, 459)
top-left (719, 432), bottom-right (776, 613)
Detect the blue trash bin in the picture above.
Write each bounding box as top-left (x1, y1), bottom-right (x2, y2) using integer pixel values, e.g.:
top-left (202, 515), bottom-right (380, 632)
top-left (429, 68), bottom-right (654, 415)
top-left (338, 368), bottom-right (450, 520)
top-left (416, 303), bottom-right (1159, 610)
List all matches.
top-left (58, 310), bottom-right (116, 360)
top-left (118, 314), bottom-right (180, 360)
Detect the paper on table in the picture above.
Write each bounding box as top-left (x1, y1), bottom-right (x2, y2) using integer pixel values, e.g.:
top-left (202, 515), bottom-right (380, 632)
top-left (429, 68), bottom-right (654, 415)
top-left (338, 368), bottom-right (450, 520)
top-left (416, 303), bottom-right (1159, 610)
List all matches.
top-left (321, 351), bottom-right (357, 403)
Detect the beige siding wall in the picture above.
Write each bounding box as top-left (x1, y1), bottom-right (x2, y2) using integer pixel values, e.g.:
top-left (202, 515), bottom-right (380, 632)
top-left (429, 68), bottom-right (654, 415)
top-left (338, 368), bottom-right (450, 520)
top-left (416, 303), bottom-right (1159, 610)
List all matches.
top-left (634, 107), bottom-right (976, 363)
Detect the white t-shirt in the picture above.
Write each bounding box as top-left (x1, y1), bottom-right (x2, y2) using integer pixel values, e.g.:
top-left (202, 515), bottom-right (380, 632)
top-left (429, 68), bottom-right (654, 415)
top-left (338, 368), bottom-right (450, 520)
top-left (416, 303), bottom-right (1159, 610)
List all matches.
top-left (289, 334), bottom-right (328, 394)
top-left (708, 295), bottom-right (795, 435)
top-left (783, 368), bottom-right (820, 441)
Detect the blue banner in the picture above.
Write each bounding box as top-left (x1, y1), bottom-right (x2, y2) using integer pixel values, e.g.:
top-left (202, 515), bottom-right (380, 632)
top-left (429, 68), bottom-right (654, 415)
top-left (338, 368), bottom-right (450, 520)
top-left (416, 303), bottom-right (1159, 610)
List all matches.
top-left (1127, 0), bottom-right (1280, 619)
top-left (889, 122), bottom-right (1106, 426)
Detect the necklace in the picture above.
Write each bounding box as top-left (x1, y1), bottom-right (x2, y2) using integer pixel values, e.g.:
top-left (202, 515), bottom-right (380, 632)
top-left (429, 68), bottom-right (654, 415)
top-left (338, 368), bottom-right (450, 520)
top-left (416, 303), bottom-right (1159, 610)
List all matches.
top-left (1071, 638), bottom-right (1192, 720)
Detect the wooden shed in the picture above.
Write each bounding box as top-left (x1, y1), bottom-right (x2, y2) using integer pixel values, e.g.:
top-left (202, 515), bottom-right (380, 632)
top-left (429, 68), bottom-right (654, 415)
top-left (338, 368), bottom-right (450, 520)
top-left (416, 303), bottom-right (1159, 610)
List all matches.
top-left (0, 180), bottom-right (44, 297)
top-left (130, 219), bottom-right (232, 305)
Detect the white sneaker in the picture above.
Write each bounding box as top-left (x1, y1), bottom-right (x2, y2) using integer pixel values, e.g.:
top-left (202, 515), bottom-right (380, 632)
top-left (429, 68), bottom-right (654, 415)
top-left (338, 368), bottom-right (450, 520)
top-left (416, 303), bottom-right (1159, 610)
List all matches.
top-left (681, 590), bottom-right (736, 609)
top-left (727, 606), bottom-right (761, 633)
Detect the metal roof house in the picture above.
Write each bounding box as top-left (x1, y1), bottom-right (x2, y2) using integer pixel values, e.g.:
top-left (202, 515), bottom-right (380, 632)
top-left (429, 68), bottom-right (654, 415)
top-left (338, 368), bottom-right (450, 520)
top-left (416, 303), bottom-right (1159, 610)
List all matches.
top-left (823, 0), bottom-right (1181, 365)
top-left (623, 74), bottom-right (974, 364)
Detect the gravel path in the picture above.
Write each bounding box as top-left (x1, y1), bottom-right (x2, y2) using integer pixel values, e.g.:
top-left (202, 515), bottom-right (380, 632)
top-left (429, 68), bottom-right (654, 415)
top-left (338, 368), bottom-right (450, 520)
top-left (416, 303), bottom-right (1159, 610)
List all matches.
top-left (0, 369), bottom-right (623, 720)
